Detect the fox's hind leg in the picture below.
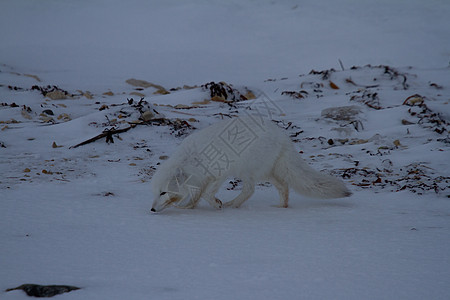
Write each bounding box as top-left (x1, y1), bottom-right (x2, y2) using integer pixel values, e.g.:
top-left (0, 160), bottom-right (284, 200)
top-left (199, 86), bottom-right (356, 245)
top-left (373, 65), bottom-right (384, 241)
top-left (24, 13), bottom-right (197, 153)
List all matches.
top-left (224, 180), bottom-right (255, 208)
top-left (270, 175), bottom-right (289, 208)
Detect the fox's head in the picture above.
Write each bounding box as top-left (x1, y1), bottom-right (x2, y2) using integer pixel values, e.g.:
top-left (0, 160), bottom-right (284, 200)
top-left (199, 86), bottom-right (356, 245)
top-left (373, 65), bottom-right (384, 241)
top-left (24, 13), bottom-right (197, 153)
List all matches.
top-left (150, 191), bottom-right (183, 212)
top-left (150, 168), bottom-right (191, 213)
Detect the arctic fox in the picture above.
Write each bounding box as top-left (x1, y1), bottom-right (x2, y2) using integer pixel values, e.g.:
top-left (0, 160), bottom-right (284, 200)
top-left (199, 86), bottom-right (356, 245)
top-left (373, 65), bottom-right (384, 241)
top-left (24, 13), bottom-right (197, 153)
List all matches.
top-left (151, 116), bottom-right (351, 212)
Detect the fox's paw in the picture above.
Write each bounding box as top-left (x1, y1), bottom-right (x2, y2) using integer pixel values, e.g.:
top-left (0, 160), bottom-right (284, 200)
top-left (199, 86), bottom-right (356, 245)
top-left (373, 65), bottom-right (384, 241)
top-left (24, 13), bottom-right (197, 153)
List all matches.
top-left (272, 204), bottom-right (289, 208)
top-left (223, 201), bottom-right (241, 208)
top-left (223, 201), bottom-right (233, 208)
top-left (214, 198), bottom-right (223, 209)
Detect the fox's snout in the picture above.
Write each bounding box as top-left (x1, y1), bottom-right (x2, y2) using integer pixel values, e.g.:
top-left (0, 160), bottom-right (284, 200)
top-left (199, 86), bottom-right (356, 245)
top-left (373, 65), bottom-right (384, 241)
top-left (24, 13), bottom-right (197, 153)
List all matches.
top-left (150, 208), bottom-right (156, 212)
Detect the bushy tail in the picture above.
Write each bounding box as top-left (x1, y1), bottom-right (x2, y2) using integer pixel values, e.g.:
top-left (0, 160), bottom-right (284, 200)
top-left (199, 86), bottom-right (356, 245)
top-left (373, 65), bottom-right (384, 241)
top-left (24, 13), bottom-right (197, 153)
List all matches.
top-left (276, 147), bottom-right (352, 199)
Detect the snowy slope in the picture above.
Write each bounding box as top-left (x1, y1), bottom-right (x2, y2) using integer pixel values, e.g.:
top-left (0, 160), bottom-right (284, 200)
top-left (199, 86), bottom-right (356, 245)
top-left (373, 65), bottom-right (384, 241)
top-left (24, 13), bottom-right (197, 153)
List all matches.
top-left (1, 1), bottom-right (450, 299)
top-left (1, 0), bottom-right (450, 87)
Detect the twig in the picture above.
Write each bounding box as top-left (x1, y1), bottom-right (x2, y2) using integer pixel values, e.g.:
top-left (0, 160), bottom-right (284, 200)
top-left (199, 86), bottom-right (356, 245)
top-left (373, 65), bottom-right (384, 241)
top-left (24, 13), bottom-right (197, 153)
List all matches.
top-left (70, 125), bottom-right (135, 149)
top-left (345, 77), bottom-right (379, 88)
top-left (128, 118), bottom-right (169, 126)
top-left (338, 59), bottom-right (345, 71)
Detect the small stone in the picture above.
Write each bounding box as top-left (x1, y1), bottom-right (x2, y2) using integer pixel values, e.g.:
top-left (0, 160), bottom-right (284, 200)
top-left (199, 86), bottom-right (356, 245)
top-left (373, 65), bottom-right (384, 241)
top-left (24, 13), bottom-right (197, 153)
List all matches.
top-left (99, 104), bottom-right (109, 111)
top-left (243, 90), bottom-right (256, 100)
top-left (321, 105), bottom-right (362, 121)
top-left (153, 88), bottom-right (170, 95)
top-left (401, 119), bottom-right (414, 125)
top-left (349, 139), bottom-right (369, 145)
top-left (46, 90), bottom-right (68, 100)
top-left (403, 95), bottom-right (424, 106)
top-left (174, 104), bottom-right (191, 109)
top-left (141, 110), bottom-right (154, 122)
top-left (83, 91), bottom-right (94, 99)
top-left (21, 110), bottom-right (33, 120)
top-left (329, 81), bottom-right (340, 89)
top-left (42, 109), bottom-right (54, 115)
top-left (211, 95), bottom-right (228, 102)
top-left (57, 113), bottom-right (71, 121)
top-left (183, 84), bottom-right (198, 90)
top-left (39, 115), bottom-right (54, 123)
top-left (192, 99), bottom-right (210, 105)
top-left (129, 91), bottom-right (146, 97)
top-left (126, 79), bottom-right (169, 95)
top-left (126, 78), bottom-right (154, 88)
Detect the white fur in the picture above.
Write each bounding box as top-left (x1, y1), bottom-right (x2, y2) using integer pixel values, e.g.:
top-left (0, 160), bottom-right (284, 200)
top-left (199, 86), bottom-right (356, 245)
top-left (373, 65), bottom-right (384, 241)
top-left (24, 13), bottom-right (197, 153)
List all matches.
top-left (151, 117), bottom-right (351, 212)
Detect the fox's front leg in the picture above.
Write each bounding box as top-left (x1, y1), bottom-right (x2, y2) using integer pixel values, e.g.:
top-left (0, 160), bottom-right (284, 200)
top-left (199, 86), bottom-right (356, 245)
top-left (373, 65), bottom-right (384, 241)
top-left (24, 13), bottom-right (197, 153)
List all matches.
top-left (176, 189), bottom-right (202, 209)
top-left (174, 177), bottom-right (208, 209)
top-left (202, 179), bottom-right (223, 209)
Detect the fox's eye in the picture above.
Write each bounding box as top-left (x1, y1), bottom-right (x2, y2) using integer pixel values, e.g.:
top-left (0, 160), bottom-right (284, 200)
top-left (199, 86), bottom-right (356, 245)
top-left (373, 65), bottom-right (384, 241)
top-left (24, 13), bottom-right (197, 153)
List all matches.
top-left (160, 192), bottom-right (167, 196)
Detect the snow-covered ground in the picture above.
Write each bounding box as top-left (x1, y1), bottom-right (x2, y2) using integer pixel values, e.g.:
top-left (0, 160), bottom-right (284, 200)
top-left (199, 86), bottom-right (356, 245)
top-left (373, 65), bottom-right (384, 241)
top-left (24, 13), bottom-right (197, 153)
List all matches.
top-left (1, 1), bottom-right (450, 299)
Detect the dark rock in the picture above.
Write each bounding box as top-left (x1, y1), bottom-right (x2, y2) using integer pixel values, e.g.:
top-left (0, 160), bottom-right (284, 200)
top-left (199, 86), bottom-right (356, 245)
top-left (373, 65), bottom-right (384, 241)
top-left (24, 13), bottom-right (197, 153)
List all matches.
top-left (42, 109), bottom-right (54, 116)
top-left (5, 284), bottom-right (80, 297)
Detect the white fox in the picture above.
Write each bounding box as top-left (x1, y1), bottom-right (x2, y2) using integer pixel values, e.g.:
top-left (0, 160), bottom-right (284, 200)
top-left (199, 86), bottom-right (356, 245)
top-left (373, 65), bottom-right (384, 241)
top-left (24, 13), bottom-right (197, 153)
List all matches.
top-left (151, 116), bottom-right (351, 212)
